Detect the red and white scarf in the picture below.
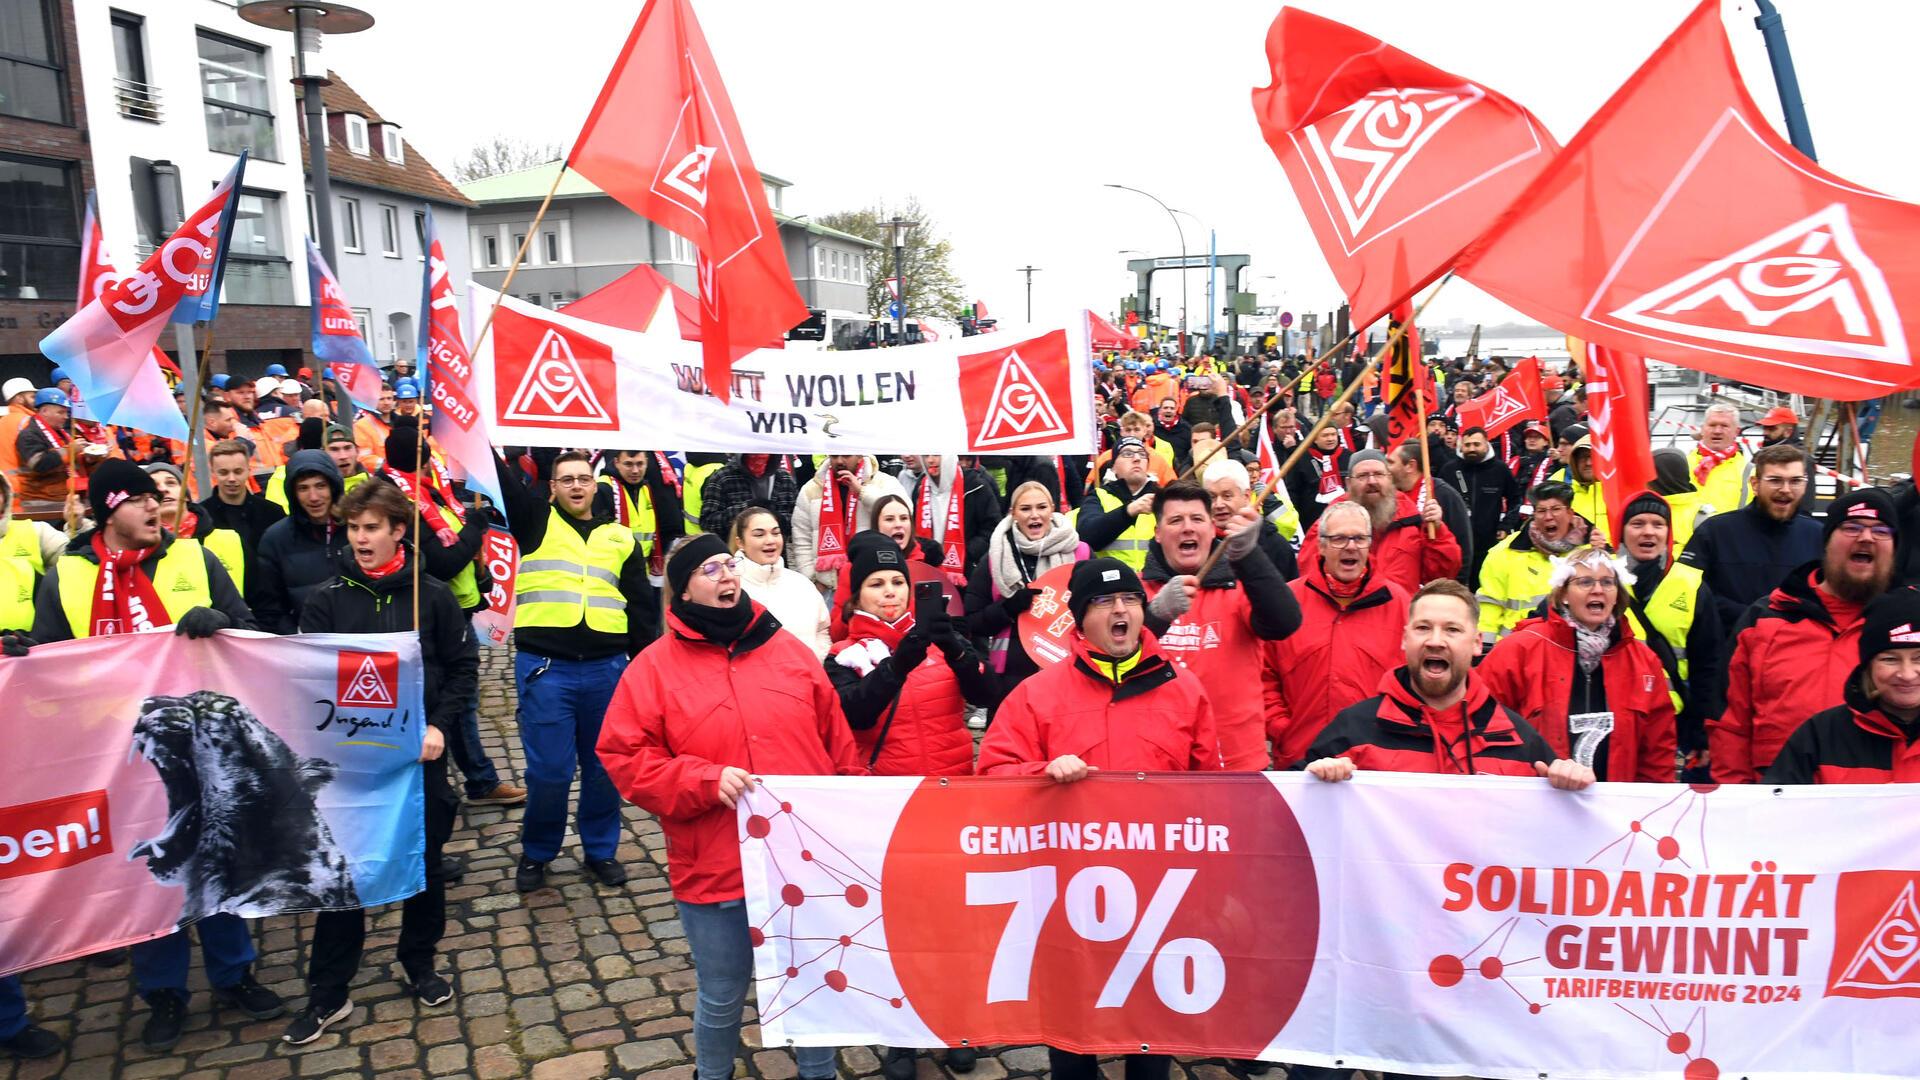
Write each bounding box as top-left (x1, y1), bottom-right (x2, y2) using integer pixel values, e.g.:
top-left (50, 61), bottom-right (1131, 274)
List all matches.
top-left (31, 415), bottom-right (69, 451)
top-left (815, 463), bottom-right (864, 572)
top-left (654, 452), bottom-right (681, 496)
top-left (362, 548), bottom-right (407, 580)
top-left (1693, 444), bottom-right (1736, 485)
top-left (1309, 447), bottom-right (1344, 502)
top-left (89, 534), bottom-right (170, 636)
top-left (389, 468), bottom-right (462, 547)
top-left (916, 473), bottom-right (967, 585)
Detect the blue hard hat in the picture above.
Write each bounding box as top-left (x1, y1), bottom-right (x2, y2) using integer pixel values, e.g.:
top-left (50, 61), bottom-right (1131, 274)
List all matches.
top-left (48, 367), bottom-right (69, 384)
top-left (323, 366), bottom-right (338, 381)
top-left (265, 363), bottom-right (289, 378)
top-left (34, 388), bottom-right (69, 408)
top-left (210, 373), bottom-right (231, 389)
top-left (394, 379), bottom-right (421, 400)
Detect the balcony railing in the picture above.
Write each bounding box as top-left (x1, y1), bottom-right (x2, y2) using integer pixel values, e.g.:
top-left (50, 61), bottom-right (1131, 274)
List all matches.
top-left (114, 77), bottom-right (161, 122)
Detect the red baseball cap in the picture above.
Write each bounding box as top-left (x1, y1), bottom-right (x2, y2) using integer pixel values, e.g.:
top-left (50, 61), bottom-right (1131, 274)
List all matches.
top-left (1758, 405), bottom-right (1798, 427)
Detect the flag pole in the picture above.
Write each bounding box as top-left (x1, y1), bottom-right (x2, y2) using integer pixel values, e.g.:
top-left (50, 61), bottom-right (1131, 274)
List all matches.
top-left (1178, 327), bottom-right (1359, 483)
top-left (1412, 354), bottom-right (1436, 539)
top-left (409, 425), bottom-right (424, 632)
top-left (467, 162), bottom-right (569, 362)
top-left (174, 330), bottom-right (217, 529)
top-left (1196, 275), bottom-right (1450, 580)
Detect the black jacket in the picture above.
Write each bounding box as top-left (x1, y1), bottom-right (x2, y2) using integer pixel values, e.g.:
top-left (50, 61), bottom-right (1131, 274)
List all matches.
top-left (1456, 451), bottom-right (1520, 547)
top-left (253, 451), bottom-right (350, 634)
top-left (493, 453), bottom-right (658, 659)
top-left (907, 466), bottom-right (1001, 575)
top-left (698, 458), bottom-right (800, 539)
top-left (32, 529), bottom-right (256, 642)
top-left (1076, 477), bottom-right (1158, 553)
top-left (194, 491), bottom-right (286, 608)
top-left (1678, 500), bottom-right (1823, 636)
top-left (299, 548), bottom-right (478, 739)
top-left (1000, 455), bottom-right (1087, 510)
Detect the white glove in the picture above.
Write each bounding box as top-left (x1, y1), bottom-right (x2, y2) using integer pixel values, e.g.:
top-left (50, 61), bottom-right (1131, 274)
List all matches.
top-left (1149, 576), bottom-right (1196, 620)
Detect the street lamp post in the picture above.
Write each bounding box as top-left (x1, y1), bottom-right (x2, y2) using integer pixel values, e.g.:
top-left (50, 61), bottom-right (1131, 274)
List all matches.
top-left (1015, 265), bottom-right (1041, 323)
top-left (238, 2), bottom-right (374, 270)
top-left (1105, 183), bottom-right (1187, 356)
top-left (885, 217), bottom-right (915, 346)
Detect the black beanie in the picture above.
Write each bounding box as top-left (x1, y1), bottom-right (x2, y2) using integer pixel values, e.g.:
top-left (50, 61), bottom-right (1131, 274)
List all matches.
top-left (1067, 558), bottom-right (1146, 625)
top-left (1823, 486), bottom-right (1898, 545)
top-left (1858, 586), bottom-right (1920, 665)
top-left (1619, 490), bottom-right (1671, 528)
top-left (385, 413), bottom-right (422, 472)
top-left (89, 458), bottom-right (160, 527)
top-left (297, 416), bottom-right (326, 450)
top-left (849, 543), bottom-right (906, 596)
top-left (666, 534), bottom-right (730, 597)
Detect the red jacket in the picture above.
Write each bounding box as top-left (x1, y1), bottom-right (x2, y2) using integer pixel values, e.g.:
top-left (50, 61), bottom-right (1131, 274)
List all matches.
top-left (597, 603), bottom-right (866, 903)
top-left (1476, 610), bottom-right (1678, 784)
top-left (978, 639), bottom-right (1224, 775)
top-left (1140, 540), bottom-right (1301, 770)
top-left (1261, 561), bottom-right (1409, 768)
top-left (826, 611), bottom-right (986, 778)
top-left (1304, 668), bottom-right (1556, 776)
top-left (1300, 489), bottom-right (1461, 597)
top-left (1712, 565), bottom-right (1868, 785)
top-left (1765, 674), bottom-right (1920, 785)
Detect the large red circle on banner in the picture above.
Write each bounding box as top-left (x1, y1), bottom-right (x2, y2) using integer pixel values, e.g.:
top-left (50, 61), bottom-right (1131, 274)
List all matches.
top-left (1012, 564), bottom-right (1080, 669)
top-left (882, 775), bottom-right (1317, 1056)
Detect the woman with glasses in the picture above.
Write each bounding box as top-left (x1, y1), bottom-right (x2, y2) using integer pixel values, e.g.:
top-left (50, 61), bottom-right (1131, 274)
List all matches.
top-left (1477, 544), bottom-right (1679, 783)
top-left (597, 533), bottom-right (864, 1080)
top-left (728, 507), bottom-right (830, 659)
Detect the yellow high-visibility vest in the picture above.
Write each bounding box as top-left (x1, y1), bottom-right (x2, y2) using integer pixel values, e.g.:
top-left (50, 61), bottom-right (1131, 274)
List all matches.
top-left (57, 540), bottom-right (210, 638)
top-left (513, 507), bottom-right (634, 634)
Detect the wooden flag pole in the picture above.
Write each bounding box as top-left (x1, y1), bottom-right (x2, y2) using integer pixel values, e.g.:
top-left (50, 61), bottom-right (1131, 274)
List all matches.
top-left (174, 330), bottom-right (217, 532)
top-left (1191, 277), bottom-right (1451, 582)
top-left (410, 425), bottom-right (424, 633)
top-left (466, 162), bottom-right (569, 364)
top-left (1177, 327), bottom-right (1360, 484)
top-left (1412, 356), bottom-right (1436, 539)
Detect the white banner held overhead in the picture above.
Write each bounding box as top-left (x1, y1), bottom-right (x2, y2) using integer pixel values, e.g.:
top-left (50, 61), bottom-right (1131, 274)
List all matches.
top-left (466, 286), bottom-right (1096, 454)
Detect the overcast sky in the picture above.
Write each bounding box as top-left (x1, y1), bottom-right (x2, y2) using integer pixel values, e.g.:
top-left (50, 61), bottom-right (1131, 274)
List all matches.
top-left (320, 0), bottom-right (1920, 333)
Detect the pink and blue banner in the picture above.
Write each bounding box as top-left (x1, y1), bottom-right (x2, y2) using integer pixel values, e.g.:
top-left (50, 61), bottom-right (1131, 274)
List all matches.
top-left (419, 210), bottom-right (505, 517)
top-left (0, 630), bottom-right (426, 977)
top-left (39, 155), bottom-right (248, 442)
top-left (305, 238), bottom-right (384, 411)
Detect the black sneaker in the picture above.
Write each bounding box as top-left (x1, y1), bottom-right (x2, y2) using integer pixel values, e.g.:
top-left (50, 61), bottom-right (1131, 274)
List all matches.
top-left (407, 971), bottom-right (454, 1007)
top-left (515, 857), bottom-right (548, 893)
top-left (440, 853), bottom-right (466, 881)
top-left (584, 857), bottom-right (628, 886)
top-left (281, 999), bottom-right (352, 1045)
top-left (881, 1046), bottom-right (916, 1080)
top-left (87, 948), bottom-right (127, 968)
top-left (0, 1023), bottom-right (61, 1059)
top-left (1231, 1060), bottom-right (1271, 1076)
top-left (141, 992), bottom-right (187, 1052)
top-left (212, 974), bottom-right (285, 1020)
top-left (947, 1045), bottom-right (978, 1073)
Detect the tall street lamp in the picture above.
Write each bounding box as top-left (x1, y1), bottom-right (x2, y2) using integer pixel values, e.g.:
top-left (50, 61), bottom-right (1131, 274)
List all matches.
top-left (238, 1), bottom-right (374, 269)
top-left (1015, 265), bottom-right (1041, 323)
top-left (1105, 183), bottom-right (1187, 355)
top-left (884, 217), bottom-right (915, 345)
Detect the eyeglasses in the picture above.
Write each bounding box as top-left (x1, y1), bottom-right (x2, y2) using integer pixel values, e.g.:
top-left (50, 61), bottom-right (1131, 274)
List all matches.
top-left (1569, 576), bottom-right (1618, 591)
top-left (553, 475), bottom-right (596, 487)
top-left (1321, 534), bottom-right (1370, 548)
top-left (1087, 593), bottom-right (1142, 610)
top-left (698, 557), bottom-right (743, 581)
top-left (1116, 450), bottom-right (1149, 460)
top-left (1837, 521), bottom-right (1895, 541)
top-left (1758, 476), bottom-right (1809, 488)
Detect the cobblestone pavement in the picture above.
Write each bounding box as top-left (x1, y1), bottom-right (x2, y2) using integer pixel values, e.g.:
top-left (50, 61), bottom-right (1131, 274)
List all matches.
top-left (3, 647), bottom-right (1313, 1080)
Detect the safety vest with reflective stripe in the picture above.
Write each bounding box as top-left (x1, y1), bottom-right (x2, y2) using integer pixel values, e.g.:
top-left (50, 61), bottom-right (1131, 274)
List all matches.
top-left (203, 528), bottom-right (245, 596)
top-left (1081, 487), bottom-right (1154, 571)
top-left (681, 462), bottom-right (724, 529)
top-left (426, 501), bottom-right (483, 610)
top-left (597, 476), bottom-right (657, 552)
top-left (0, 518), bottom-right (39, 630)
top-left (1624, 561), bottom-right (1702, 714)
top-left (514, 507), bottom-right (634, 634)
top-left (56, 539), bottom-right (211, 638)
top-left (1475, 533), bottom-right (1553, 647)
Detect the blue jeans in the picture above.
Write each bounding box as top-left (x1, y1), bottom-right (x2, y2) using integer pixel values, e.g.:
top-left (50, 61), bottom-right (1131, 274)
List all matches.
top-left (0, 975), bottom-right (25, 1038)
top-left (515, 651), bottom-right (626, 862)
top-left (447, 705), bottom-right (502, 798)
top-left (679, 899), bottom-right (837, 1080)
top-left (129, 914), bottom-right (255, 1002)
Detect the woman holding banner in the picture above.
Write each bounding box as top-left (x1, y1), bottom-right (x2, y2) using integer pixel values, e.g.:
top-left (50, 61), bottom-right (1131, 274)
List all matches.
top-left (963, 481), bottom-right (1086, 712)
top-left (597, 534), bottom-right (866, 1080)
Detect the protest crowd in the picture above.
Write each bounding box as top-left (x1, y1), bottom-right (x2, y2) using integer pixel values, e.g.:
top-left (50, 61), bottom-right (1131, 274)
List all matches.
top-left (4, 338), bottom-right (1917, 1080)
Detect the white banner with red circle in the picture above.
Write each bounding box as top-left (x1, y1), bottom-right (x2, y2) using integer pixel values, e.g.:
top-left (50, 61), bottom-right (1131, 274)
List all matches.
top-left (738, 772), bottom-right (1920, 1079)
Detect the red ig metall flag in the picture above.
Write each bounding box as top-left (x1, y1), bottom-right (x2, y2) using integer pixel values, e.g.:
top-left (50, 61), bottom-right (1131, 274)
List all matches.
top-left (1582, 342), bottom-right (1656, 544)
top-left (1456, 355), bottom-right (1548, 439)
top-left (568, 0), bottom-right (805, 404)
top-left (1461, 0), bottom-right (1920, 401)
top-left (1250, 7), bottom-right (1558, 327)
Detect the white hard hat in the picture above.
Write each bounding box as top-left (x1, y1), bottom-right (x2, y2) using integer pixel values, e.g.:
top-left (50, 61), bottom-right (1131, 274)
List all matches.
top-left (1, 378), bottom-right (34, 401)
top-left (256, 375), bottom-right (280, 396)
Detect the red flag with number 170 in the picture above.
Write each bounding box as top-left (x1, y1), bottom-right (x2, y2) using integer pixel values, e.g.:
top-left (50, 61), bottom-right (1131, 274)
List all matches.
top-left (568, 0), bottom-right (804, 404)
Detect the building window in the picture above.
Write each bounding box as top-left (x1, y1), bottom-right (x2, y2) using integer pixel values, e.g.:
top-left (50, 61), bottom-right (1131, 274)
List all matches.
top-left (0, 0), bottom-right (65, 124)
top-left (481, 233), bottom-right (498, 267)
top-left (814, 246), bottom-right (828, 280)
top-left (549, 292), bottom-right (566, 307)
top-left (352, 307), bottom-right (371, 343)
top-left (110, 10), bottom-right (157, 123)
top-left (512, 232), bottom-right (526, 263)
top-left (663, 230), bottom-right (694, 265)
top-left (223, 189), bottom-right (293, 305)
top-left (379, 204), bottom-right (399, 257)
top-left (339, 195), bottom-right (361, 252)
top-left (414, 210), bottom-right (427, 257)
top-left (381, 125), bottom-right (403, 164)
top-left (344, 114), bottom-right (369, 156)
top-left (197, 31), bottom-right (276, 160)
top-left (543, 230), bottom-right (559, 265)
top-left (0, 153), bottom-right (78, 299)
top-left (523, 293), bottom-right (542, 307)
